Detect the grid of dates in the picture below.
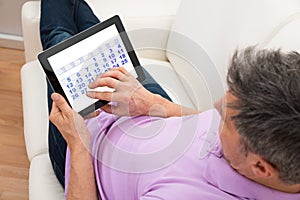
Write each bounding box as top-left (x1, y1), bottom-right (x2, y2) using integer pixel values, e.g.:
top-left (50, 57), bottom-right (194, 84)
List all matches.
top-left (60, 36), bottom-right (129, 101)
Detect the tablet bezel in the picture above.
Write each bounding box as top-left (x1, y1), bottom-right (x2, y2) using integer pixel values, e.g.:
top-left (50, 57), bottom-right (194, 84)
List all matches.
top-left (38, 15), bottom-right (145, 116)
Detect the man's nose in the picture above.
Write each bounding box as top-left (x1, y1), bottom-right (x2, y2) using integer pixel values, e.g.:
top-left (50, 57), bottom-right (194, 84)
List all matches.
top-left (213, 98), bottom-right (222, 112)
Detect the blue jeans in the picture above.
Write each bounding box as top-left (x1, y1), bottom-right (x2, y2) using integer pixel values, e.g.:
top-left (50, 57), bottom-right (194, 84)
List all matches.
top-left (40, 0), bottom-right (171, 189)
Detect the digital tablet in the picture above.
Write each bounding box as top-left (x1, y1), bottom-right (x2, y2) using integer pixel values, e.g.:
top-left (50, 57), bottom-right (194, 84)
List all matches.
top-left (38, 15), bottom-right (144, 116)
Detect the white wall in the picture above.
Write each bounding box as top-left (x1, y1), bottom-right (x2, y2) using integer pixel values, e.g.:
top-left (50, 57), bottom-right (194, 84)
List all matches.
top-left (0, 0), bottom-right (38, 49)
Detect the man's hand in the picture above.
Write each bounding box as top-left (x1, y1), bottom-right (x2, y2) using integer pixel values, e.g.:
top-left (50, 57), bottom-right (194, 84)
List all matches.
top-left (49, 93), bottom-right (98, 200)
top-left (86, 67), bottom-right (200, 117)
top-left (49, 93), bottom-right (90, 150)
top-left (86, 67), bottom-right (155, 116)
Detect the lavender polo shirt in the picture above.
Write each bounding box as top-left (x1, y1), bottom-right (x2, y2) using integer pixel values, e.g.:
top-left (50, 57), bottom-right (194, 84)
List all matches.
top-left (64, 109), bottom-right (300, 200)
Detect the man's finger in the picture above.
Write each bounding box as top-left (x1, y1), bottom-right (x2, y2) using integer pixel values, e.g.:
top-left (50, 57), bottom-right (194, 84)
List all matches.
top-left (100, 68), bottom-right (126, 80)
top-left (88, 77), bottom-right (119, 89)
top-left (49, 101), bottom-right (60, 122)
top-left (51, 93), bottom-right (72, 117)
top-left (111, 66), bottom-right (128, 74)
top-left (83, 109), bottom-right (101, 120)
top-left (86, 91), bottom-right (115, 101)
top-left (50, 100), bottom-right (60, 114)
top-left (114, 67), bottom-right (135, 78)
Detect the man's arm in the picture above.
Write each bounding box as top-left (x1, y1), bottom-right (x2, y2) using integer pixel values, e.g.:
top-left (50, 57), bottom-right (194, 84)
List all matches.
top-left (67, 143), bottom-right (98, 200)
top-left (143, 92), bottom-right (200, 117)
top-left (49, 93), bottom-right (98, 200)
top-left (86, 67), bottom-right (200, 117)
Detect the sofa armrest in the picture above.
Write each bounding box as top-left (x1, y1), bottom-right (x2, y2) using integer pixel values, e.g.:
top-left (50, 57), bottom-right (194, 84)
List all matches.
top-left (21, 61), bottom-right (49, 161)
top-left (29, 154), bottom-right (64, 199)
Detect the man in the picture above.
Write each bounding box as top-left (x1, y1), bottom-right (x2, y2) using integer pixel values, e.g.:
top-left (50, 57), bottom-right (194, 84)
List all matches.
top-left (41, 0), bottom-right (300, 199)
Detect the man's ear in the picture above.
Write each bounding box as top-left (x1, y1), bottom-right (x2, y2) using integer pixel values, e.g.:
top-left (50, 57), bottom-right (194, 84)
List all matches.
top-left (247, 152), bottom-right (277, 178)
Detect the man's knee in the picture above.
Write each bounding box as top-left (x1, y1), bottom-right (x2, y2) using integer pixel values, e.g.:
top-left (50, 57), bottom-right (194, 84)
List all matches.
top-left (41, 26), bottom-right (73, 50)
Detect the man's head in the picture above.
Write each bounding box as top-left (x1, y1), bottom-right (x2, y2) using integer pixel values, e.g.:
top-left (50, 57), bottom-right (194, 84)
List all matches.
top-left (215, 47), bottom-right (300, 190)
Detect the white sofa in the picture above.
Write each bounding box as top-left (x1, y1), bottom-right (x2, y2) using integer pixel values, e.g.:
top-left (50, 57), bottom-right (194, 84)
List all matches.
top-left (21, 0), bottom-right (300, 199)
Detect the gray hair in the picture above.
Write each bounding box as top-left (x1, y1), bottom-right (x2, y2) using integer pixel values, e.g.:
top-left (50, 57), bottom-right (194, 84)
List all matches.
top-left (227, 47), bottom-right (300, 184)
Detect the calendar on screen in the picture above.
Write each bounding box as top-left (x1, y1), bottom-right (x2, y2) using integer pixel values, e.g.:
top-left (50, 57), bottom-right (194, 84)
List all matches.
top-left (58, 36), bottom-right (129, 102)
top-left (46, 23), bottom-right (138, 115)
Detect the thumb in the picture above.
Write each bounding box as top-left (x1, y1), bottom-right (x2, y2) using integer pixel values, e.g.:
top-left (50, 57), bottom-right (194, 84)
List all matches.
top-left (51, 93), bottom-right (72, 116)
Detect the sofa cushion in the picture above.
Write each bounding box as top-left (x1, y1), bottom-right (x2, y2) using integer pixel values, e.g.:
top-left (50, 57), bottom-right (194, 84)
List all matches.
top-left (86, 0), bottom-right (182, 62)
top-left (86, 0), bottom-right (181, 20)
top-left (140, 58), bottom-right (195, 108)
top-left (166, 0), bottom-right (300, 110)
top-left (22, 0), bottom-right (182, 63)
top-left (264, 17), bottom-right (300, 51)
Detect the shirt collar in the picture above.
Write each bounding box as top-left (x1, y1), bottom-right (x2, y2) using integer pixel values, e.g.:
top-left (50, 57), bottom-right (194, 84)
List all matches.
top-left (202, 146), bottom-right (300, 200)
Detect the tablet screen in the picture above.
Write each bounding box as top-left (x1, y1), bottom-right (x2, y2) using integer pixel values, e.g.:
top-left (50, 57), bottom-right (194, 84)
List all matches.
top-left (47, 24), bottom-right (137, 113)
